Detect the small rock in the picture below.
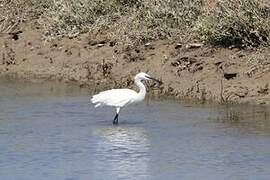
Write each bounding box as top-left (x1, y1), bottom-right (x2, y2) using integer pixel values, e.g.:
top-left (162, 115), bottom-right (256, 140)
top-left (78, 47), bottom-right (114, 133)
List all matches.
top-left (144, 42), bottom-right (155, 50)
top-left (175, 43), bottom-right (182, 49)
top-left (229, 45), bottom-right (236, 49)
top-left (97, 44), bottom-right (105, 47)
top-left (145, 43), bottom-right (151, 47)
top-left (186, 43), bottom-right (203, 49)
top-left (51, 43), bottom-right (58, 48)
top-left (164, 55), bottom-right (168, 61)
top-left (224, 73), bottom-right (237, 80)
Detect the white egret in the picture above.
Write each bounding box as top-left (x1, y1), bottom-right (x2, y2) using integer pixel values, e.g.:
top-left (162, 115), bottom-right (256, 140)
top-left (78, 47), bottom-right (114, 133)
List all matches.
top-left (91, 72), bottom-right (162, 124)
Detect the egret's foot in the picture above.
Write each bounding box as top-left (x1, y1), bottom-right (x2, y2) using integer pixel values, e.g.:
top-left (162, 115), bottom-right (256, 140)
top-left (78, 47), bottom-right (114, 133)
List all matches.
top-left (113, 114), bottom-right (119, 125)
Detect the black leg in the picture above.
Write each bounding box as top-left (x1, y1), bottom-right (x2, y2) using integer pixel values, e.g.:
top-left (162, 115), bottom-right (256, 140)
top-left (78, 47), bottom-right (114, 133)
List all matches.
top-left (113, 113), bottom-right (119, 125)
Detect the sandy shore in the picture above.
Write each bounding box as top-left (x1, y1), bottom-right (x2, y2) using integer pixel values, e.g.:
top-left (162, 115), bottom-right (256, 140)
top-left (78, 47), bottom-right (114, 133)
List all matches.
top-left (1, 28), bottom-right (269, 105)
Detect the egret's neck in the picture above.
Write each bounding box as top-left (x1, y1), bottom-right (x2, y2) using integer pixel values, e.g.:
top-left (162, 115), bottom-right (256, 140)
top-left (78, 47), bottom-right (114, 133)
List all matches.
top-left (135, 78), bottom-right (146, 99)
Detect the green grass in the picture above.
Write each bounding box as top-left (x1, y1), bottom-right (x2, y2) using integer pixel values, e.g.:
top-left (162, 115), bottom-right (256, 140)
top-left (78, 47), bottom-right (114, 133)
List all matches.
top-left (1, 0), bottom-right (269, 47)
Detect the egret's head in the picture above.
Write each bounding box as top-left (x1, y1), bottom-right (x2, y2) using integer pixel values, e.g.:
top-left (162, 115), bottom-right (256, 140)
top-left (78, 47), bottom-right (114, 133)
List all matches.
top-left (135, 72), bottom-right (162, 84)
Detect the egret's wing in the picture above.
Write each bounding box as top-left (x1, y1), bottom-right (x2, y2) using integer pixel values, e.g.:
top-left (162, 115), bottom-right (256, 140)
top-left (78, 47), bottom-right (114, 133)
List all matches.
top-left (91, 89), bottom-right (137, 107)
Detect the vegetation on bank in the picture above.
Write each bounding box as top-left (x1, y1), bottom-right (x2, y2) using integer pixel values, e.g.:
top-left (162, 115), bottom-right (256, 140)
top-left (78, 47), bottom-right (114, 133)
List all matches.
top-left (0, 0), bottom-right (269, 47)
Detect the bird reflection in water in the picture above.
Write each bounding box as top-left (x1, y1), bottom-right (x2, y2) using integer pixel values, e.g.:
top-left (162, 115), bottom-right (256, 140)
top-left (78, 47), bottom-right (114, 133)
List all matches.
top-left (92, 126), bottom-right (150, 179)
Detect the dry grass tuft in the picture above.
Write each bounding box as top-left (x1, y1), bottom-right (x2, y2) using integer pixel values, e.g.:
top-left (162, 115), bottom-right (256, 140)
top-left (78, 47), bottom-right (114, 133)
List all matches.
top-left (38, 0), bottom-right (203, 44)
top-left (196, 0), bottom-right (270, 47)
top-left (1, 0), bottom-right (269, 47)
top-left (0, 0), bottom-right (52, 33)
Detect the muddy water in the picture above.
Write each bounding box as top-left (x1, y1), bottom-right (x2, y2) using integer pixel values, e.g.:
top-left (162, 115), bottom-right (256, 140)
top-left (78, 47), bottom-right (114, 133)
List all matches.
top-left (1, 79), bottom-right (270, 180)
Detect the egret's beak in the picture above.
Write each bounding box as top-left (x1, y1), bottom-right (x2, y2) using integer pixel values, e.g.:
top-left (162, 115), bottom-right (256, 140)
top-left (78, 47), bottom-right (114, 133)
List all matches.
top-left (146, 75), bottom-right (163, 85)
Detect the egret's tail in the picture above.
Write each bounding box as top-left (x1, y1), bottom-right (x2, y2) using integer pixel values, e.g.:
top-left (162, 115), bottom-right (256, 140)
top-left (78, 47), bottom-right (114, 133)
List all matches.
top-left (91, 94), bottom-right (103, 107)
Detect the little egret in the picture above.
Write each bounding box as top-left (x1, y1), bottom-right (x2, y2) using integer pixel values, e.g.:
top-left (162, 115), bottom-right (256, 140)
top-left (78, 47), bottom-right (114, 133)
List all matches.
top-left (91, 72), bottom-right (162, 124)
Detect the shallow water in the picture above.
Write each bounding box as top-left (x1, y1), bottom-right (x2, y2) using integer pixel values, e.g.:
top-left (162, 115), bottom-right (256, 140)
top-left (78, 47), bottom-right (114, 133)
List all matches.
top-left (1, 79), bottom-right (270, 180)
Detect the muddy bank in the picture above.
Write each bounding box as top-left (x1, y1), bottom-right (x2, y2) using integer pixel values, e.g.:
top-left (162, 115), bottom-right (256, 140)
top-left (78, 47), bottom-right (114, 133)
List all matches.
top-left (0, 28), bottom-right (270, 105)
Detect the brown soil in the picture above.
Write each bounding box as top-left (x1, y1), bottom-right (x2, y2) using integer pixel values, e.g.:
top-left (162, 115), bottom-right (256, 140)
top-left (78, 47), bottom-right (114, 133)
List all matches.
top-left (1, 27), bottom-right (270, 105)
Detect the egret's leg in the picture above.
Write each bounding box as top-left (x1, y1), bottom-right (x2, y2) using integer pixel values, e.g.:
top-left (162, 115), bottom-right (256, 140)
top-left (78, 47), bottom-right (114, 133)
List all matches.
top-left (113, 114), bottom-right (118, 125)
top-left (113, 107), bottom-right (121, 125)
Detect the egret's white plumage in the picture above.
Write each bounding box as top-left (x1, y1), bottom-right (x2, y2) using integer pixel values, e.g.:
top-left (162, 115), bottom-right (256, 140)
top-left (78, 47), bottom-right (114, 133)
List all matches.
top-left (91, 72), bottom-right (161, 124)
top-left (92, 89), bottom-right (139, 108)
